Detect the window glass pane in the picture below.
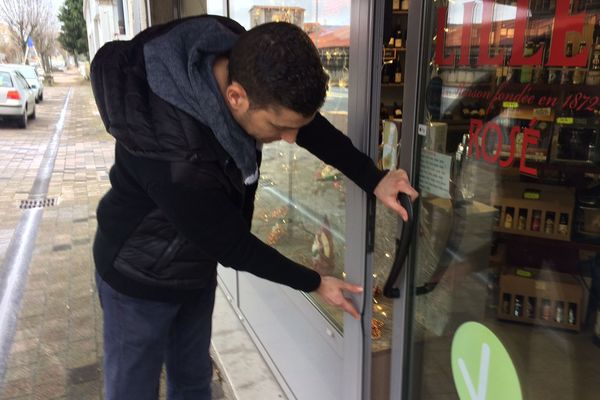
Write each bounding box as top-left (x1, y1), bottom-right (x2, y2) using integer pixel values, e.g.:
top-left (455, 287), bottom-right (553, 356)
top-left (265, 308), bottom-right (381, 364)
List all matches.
top-left (149, 0), bottom-right (177, 24)
top-left (207, 1), bottom-right (226, 16)
top-left (0, 72), bottom-right (12, 88)
top-left (180, 0), bottom-right (207, 17)
top-left (149, 0), bottom-right (207, 24)
top-left (116, 0), bottom-right (126, 34)
top-left (230, 0), bottom-right (351, 331)
top-left (404, 1), bottom-right (600, 399)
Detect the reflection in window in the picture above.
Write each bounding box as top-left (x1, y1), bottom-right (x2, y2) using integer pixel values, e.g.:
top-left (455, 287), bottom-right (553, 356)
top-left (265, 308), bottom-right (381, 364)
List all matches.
top-left (230, 0), bottom-right (351, 330)
top-left (149, 0), bottom-right (208, 25)
top-left (115, 0), bottom-right (126, 35)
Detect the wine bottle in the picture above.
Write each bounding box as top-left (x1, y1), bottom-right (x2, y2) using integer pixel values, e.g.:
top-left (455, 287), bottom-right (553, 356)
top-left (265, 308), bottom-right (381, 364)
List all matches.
top-left (532, 42), bottom-right (546, 84)
top-left (504, 207), bottom-right (515, 228)
top-left (520, 41), bottom-right (535, 83)
top-left (544, 211), bottom-right (555, 234)
top-left (572, 41), bottom-right (587, 85)
top-left (555, 301), bottom-right (564, 323)
top-left (514, 295), bottom-right (524, 317)
top-left (586, 44), bottom-right (600, 85)
top-left (506, 51), bottom-right (519, 83)
top-left (517, 209), bottom-right (527, 230)
top-left (394, 27), bottom-right (403, 48)
top-left (496, 50), bottom-right (505, 85)
top-left (560, 41), bottom-right (574, 84)
top-left (568, 303), bottom-right (577, 325)
top-left (393, 55), bottom-right (403, 83)
top-left (558, 213), bottom-right (569, 235)
top-left (541, 299), bottom-right (552, 320)
top-left (526, 297), bottom-right (536, 319)
top-left (382, 59), bottom-right (393, 83)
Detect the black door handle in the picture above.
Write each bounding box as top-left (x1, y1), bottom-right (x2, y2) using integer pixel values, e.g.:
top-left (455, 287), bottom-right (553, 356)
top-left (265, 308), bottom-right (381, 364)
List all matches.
top-left (384, 193), bottom-right (416, 298)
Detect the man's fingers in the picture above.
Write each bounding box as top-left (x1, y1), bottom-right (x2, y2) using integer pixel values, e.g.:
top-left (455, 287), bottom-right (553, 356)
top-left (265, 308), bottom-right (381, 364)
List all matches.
top-left (397, 181), bottom-right (419, 202)
top-left (389, 198), bottom-right (408, 221)
top-left (317, 277), bottom-right (364, 319)
top-left (392, 170), bottom-right (418, 199)
top-left (341, 297), bottom-right (360, 320)
top-left (343, 283), bottom-right (364, 294)
top-left (341, 284), bottom-right (362, 319)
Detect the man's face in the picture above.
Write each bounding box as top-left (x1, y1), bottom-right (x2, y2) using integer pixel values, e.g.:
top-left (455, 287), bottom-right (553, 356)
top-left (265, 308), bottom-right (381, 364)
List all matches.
top-left (235, 105), bottom-right (315, 144)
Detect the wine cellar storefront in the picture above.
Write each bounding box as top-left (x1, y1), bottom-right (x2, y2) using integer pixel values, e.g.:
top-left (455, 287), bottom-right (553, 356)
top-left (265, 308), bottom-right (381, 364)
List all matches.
top-left (202, 1), bottom-right (600, 399)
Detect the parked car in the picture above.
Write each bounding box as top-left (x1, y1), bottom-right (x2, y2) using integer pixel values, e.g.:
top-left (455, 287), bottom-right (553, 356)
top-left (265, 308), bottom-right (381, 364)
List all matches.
top-left (0, 67), bottom-right (36, 128)
top-left (3, 64), bottom-right (44, 103)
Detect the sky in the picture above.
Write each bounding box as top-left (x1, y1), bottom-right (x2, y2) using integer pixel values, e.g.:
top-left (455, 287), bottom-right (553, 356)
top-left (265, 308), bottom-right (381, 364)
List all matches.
top-left (50, 0), bottom-right (351, 29)
top-left (228, 0), bottom-right (351, 28)
top-left (52, 0), bottom-right (64, 16)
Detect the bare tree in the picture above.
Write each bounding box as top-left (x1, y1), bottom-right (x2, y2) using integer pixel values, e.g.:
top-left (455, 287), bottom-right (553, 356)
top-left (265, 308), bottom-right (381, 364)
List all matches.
top-left (32, 16), bottom-right (59, 73)
top-left (0, 0), bottom-right (52, 62)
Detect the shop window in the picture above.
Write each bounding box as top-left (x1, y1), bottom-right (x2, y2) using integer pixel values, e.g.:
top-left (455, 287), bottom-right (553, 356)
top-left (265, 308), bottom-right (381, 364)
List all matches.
top-left (149, 0), bottom-right (207, 25)
top-left (230, 0), bottom-right (351, 331)
top-left (207, 1), bottom-right (226, 16)
top-left (114, 0), bottom-right (126, 35)
top-left (179, 0), bottom-right (207, 17)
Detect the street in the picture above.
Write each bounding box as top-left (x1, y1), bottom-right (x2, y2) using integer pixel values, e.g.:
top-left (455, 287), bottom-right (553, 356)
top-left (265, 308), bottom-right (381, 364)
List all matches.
top-left (0, 70), bottom-right (229, 400)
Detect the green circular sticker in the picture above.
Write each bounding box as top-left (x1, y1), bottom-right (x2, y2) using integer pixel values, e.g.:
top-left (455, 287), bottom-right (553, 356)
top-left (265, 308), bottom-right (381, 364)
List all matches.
top-left (451, 322), bottom-right (522, 400)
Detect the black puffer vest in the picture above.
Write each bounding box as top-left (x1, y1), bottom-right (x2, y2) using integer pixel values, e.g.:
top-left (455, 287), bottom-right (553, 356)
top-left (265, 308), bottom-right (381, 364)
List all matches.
top-left (90, 16), bottom-right (254, 293)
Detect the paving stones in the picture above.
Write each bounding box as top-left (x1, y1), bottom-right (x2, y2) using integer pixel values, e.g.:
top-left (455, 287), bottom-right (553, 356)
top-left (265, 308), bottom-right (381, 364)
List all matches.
top-left (0, 70), bottom-right (231, 400)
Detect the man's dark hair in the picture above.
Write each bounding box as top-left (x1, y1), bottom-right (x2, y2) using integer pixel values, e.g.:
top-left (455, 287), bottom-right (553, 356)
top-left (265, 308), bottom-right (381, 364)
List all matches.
top-left (228, 22), bottom-right (329, 117)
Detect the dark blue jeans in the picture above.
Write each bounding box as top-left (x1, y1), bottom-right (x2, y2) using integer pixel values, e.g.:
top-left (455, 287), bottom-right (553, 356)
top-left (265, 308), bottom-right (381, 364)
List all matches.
top-left (95, 273), bottom-right (216, 400)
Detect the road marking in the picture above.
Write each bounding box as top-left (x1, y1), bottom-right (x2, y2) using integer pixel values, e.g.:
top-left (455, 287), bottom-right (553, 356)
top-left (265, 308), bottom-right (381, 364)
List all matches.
top-left (0, 88), bottom-right (72, 388)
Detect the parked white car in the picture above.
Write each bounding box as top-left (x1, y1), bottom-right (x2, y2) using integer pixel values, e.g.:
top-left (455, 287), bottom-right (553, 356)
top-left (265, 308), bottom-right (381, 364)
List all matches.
top-left (0, 67), bottom-right (36, 128)
top-left (3, 64), bottom-right (44, 103)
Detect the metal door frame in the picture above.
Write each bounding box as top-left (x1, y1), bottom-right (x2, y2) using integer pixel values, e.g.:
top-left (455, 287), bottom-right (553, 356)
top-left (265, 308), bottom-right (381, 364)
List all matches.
top-left (346, 0), bottom-right (379, 398)
top-left (388, 1), bottom-right (439, 399)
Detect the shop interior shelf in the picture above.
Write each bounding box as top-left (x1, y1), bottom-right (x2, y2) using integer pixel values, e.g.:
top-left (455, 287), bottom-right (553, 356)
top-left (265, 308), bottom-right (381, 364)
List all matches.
top-left (496, 231), bottom-right (600, 253)
top-left (533, 161), bottom-right (600, 175)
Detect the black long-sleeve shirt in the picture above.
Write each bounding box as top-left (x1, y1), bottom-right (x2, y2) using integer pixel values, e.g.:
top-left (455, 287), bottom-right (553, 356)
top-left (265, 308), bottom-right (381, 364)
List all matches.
top-left (93, 113), bottom-right (385, 303)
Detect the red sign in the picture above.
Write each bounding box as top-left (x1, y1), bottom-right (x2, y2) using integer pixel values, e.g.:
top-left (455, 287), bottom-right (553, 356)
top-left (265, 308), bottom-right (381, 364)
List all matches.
top-left (435, 0), bottom-right (590, 68)
top-left (468, 118), bottom-right (540, 176)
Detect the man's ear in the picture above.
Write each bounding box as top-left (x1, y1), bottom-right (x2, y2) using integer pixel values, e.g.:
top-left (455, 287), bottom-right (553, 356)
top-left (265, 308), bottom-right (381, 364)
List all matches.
top-left (225, 82), bottom-right (249, 113)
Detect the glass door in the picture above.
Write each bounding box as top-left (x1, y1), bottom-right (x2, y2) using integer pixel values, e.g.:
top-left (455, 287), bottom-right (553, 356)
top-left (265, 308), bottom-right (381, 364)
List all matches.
top-left (227, 1), bottom-right (376, 399)
top-left (389, 0), bottom-right (600, 399)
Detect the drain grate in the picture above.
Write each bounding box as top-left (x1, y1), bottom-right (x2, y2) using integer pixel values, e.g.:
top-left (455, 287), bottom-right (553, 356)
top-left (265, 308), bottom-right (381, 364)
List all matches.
top-left (18, 197), bottom-right (59, 210)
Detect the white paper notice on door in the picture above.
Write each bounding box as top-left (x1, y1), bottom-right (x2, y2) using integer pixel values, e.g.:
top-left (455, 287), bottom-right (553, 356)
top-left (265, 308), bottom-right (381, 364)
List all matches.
top-left (419, 149), bottom-right (451, 199)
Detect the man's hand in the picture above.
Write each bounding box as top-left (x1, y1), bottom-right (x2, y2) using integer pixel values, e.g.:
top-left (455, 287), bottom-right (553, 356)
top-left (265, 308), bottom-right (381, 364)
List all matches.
top-left (315, 276), bottom-right (363, 320)
top-left (373, 169), bottom-right (419, 221)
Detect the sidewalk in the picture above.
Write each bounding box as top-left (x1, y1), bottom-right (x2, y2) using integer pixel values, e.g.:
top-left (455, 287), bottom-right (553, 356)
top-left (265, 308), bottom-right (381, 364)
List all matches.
top-left (0, 69), bottom-right (232, 400)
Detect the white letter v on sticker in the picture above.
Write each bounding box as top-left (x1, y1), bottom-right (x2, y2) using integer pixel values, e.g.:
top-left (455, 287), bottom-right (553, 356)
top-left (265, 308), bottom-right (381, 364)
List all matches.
top-left (457, 343), bottom-right (491, 400)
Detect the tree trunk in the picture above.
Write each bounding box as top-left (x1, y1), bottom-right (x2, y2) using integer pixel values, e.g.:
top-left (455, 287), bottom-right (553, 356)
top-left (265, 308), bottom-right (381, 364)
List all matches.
top-left (20, 43), bottom-right (27, 63)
